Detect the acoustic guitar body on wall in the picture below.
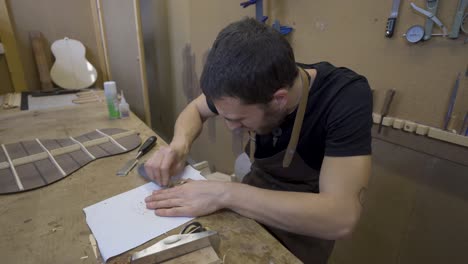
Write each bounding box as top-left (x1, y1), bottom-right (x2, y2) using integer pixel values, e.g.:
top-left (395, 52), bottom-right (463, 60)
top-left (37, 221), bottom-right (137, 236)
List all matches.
top-left (50, 37), bottom-right (98, 90)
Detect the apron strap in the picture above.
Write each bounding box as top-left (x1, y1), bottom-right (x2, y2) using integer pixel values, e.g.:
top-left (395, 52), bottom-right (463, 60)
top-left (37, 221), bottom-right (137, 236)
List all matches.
top-left (283, 68), bottom-right (311, 167)
top-left (248, 68), bottom-right (312, 167)
top-left (249, 131), bottom-right (255, 162)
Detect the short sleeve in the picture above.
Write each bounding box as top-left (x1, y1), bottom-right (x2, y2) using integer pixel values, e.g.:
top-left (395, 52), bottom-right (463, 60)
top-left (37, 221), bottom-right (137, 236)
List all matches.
top-left (325, 79), bottom-right (373, 157)
top-left (205, 95), bottom-right (219, 115)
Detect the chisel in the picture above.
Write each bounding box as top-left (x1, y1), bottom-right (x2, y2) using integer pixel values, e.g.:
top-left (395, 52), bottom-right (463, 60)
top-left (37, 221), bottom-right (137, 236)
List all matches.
top-left (444, 73), bottom-right (461, 131)
top-left (385, 0), bottom-right (401, 37)
top-left (378, 89), bottom-right (396, 133)
top-left (117, 136), bottom-right (157, 176)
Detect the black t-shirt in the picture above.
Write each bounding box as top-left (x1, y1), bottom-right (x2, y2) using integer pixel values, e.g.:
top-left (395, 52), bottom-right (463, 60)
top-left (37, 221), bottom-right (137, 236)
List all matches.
top-left (206, 62), bottom-right (373, 171)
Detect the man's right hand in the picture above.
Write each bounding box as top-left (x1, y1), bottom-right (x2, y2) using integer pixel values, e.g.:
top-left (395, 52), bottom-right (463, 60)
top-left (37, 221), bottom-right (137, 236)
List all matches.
top-left (144, 144), bottom-right (187, 187)
top-left (144, 94), bottom-right (216, 186)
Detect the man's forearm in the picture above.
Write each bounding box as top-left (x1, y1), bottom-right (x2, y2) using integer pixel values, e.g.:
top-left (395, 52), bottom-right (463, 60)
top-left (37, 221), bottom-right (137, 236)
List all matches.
top-left (170, 101), bottom-right (204, 154)
top-left (221, 182), bottom-right (361, 240)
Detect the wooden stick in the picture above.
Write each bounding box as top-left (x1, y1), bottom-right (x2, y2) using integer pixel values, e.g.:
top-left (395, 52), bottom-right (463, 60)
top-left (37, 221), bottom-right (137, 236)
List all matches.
top-left (36, 139), bottom-right (67, 176)
top-left (90, 0), bottom-right (111, 82)
top-left (70, 136), bottom-right (96, 160)
top-left (95, 129), bottom-right (127, 151)
top-left (1, 144), bottom-right (24, 190)
top-left (133, 0), bottom-right (152, 127)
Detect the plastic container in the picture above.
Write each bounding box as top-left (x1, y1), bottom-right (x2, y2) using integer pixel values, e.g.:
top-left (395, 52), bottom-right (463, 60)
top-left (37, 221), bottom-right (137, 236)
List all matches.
top-left (104, 81), bottom-right (120, 119)
top-left (119, 90), bottom-right (130, 118)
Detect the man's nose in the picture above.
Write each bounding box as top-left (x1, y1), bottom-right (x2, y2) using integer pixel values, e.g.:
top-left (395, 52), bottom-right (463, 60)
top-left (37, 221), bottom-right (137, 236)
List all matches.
top-left (225, 120), bottom-right (243, 130)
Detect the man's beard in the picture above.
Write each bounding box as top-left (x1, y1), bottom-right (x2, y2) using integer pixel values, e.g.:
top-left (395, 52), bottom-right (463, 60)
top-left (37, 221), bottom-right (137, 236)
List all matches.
top-left (255, 106), bottom-right (288, 135)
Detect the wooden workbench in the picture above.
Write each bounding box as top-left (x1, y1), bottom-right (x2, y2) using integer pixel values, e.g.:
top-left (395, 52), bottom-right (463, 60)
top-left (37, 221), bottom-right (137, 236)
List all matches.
top-left (0, 102), bottom-right (300, 264)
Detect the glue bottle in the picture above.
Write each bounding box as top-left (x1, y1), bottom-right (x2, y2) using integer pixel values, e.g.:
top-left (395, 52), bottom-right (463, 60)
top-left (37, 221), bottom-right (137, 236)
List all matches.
top-left (119, 90), bottom-right (130, 118)
top-left (104, 81), bottom-right (120, 119)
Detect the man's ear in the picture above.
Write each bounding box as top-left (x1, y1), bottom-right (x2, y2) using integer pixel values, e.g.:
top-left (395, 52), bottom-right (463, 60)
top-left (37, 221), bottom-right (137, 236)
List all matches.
top-left (272, 88), bottom-right (288, 110)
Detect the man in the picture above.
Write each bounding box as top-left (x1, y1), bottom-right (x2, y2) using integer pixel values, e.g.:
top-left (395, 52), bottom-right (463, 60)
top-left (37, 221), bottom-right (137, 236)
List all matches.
top-left (144, 18), bottom-right (372, 263)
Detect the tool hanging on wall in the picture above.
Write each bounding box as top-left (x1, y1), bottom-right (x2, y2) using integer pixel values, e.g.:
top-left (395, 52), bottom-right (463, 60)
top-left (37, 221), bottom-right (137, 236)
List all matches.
top-left (403, 25), bottom-right (447, 43)
top-left (240, 0), bottom-right (293, 35)
top-left (385, 0), bottom-right (401, 37)
top-left (378, 89), bottom-right (396, 134)
top-left (461, 112), bottom-right (468, 136)
top-left (448, 0), bottom-right (468, 39)
top-left (240, 0), bottom-right (267, 22)
top-left (423, 0), bottom-right (440, 40)
top-left (403, 2), bottom-right (448, 43)
top-left (444, 73), bottom-right (461, 131)
top-left (272, 19), bottom-right (293, 35)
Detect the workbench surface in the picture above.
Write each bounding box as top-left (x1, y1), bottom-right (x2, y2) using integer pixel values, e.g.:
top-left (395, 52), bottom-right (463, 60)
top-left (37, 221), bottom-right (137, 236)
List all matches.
top-left (0, 103), bottom-right (300, 264)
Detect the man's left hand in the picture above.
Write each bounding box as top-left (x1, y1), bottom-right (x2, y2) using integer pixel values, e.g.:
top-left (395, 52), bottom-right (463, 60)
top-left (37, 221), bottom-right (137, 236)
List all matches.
top-left (145, 180), bottom-right (228, 217)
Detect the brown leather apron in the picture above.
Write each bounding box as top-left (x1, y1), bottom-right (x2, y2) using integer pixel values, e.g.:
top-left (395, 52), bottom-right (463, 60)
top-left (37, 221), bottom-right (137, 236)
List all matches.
top-left (242, 69), bottom-right (335, 263)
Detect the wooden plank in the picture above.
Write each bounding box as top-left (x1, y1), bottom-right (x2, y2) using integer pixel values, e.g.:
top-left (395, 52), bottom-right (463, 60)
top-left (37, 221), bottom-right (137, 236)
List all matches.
top-left (29, 31), bottom-right (53, 91)
top-left (161, 246), bottom-right (221, 264)
top-left (89, 0), bottom-right (111, 82)
top-left (372, 125), bottom-right (468, 167)
top-left (0, 0), bottom-right (28, 92)
top-left (133, 0), bottom-right (152, 127)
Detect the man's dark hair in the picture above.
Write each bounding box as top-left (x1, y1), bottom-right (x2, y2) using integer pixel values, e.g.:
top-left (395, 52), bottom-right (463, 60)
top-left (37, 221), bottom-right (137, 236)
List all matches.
top-left (200, 17), bottom-right (298, 105)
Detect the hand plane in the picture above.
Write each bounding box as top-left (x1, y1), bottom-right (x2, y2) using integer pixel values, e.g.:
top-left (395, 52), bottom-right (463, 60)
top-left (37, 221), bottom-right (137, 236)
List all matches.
top-left (131, 222), bottom-right (220, 264)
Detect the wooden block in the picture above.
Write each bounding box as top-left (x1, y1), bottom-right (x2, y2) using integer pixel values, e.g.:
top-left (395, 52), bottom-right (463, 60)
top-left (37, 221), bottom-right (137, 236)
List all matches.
top-left (2, 93), bottom-right (21, 109)
top-left (372, 113), bottom-right (381, 124)
top-left (415, 124), bottom-right (429, 136)
top-left (428, 128), bottom-right (468, 147)
top-left (192, 161), bottom-right (212, 176)
top-left (382, 117), bottom-right (394, 127)
top-left (403, 121), bottom-right (417, 133)
top-left (204, 172), bottom-right (233, 182)
top-left (161, 246), bottom-right (221, 264)
top-left (393, 119), bottom-right (405, 129)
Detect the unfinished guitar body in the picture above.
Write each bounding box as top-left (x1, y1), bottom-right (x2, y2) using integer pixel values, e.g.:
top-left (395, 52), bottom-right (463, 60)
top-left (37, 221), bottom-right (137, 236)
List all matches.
top-left (0, 128), bottom-right (140, 194)
top-left (50, 37), bottom-right (98, 89)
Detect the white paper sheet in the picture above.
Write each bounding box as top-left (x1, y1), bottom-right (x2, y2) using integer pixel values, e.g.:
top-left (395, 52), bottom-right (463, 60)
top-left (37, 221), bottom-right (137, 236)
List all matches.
top-left (83, 166), bottom-right (206, 262)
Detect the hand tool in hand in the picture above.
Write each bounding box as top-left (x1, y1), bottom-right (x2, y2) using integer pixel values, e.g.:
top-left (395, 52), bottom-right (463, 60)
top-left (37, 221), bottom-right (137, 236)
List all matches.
top-left (116, 136), bottom-right (157, 176)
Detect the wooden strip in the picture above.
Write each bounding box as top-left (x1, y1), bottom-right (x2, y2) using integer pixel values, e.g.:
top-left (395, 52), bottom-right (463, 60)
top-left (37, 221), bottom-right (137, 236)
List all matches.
top-left (35, 139), bottom-right (67, 176)
top-left (13, 152), bottom-right (48, 167)
top-left (95, 129), bottom-right (127, 151)
top-left (1, 144), bottom-right (24, 190)
top-left (90, 0), bottom-right (111, 82)
top-left (0, 0), bottom-right (28, 92)
top-left (112, 130), bottom-right (136, 139)
top-left (428, 128), bottom-right (468, 147)
top-left (70, 137), bottom-right (96, 160)
top-left (50, 144), bottom-right (81, 156)
top-left (0, 161), bottom-right (8, 169)
top-left (133, 0), bottom-right (152, 127)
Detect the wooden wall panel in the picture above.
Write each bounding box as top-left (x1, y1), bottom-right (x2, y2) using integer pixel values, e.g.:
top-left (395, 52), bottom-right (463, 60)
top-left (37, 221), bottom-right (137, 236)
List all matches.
top-left (100, 0), bottom-right (149, 124)
top-left (0, 0), bottom-right (27, 92)
top-left (329, 139), bottom-right (468, 264)
top-left (0, 55), bottom-right (14, 94)
top-left (273, 0), bottom-right (468, 128)
top-left (140, 0), bottom-right (176, 137)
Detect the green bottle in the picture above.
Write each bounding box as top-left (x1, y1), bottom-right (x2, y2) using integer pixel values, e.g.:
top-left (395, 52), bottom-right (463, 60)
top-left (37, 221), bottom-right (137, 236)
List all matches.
top-left (104, 81), bottom-right (120, 119)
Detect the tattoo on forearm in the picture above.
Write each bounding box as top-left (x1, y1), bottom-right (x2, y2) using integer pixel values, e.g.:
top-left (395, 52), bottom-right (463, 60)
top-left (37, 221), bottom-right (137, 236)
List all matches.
top-left (358, 187), bottom-right (367, 206)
